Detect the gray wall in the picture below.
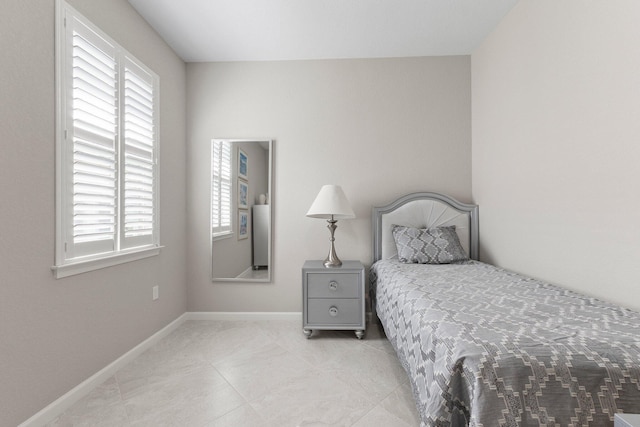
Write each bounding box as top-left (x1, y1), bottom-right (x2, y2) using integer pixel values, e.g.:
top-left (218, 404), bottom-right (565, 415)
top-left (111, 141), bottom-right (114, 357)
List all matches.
top-left (0, 1), bottom-right (187, 425)
top-left (472, 0), bottom-right (640, 311)
top-left (187, 57), bottom-right (472, 312)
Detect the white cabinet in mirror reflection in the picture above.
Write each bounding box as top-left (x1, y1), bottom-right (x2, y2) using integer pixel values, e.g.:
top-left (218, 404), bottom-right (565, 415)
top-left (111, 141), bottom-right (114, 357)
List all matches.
top-left (252, 205), bottom-right (269, 269)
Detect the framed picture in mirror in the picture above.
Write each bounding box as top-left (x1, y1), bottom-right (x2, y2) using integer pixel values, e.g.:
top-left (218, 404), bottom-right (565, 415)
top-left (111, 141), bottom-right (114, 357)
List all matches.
top-left (238, 179), bottom-right (248, 209)
top-left (238, 148), bottom-right (248, 180)
top-left (238, 210), bottom-right (248, 240)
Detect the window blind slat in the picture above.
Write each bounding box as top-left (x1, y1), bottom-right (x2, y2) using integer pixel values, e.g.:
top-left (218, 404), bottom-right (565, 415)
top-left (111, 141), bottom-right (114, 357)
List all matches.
top-left (73, 98), bottom-right (115, 123)
top-left (72, 57), bottom-right (115, 88)
top-left (73, 87), bottom-right (115, 116)
top-left (124, 95), bottom-right (153, 116)
top-left (125, 120), bottom-right (153, 140)
top-left (125, 141), bottom-right (153, 157)
top-left (72, 66), bottom-right (116, 97)
top-left (73, 33), bottom-right (115, 69)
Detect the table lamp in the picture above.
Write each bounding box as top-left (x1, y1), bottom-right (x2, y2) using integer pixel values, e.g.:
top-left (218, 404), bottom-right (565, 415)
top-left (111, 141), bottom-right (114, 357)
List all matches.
top-left (306, 185), bottom-right (355, 267)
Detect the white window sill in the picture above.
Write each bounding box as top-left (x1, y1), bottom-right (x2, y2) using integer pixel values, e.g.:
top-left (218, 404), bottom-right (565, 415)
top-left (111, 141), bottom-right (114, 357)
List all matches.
top-left (212, 232), bottom-right (234, 242)
top-left (52, 246), bottom-right (163, 279)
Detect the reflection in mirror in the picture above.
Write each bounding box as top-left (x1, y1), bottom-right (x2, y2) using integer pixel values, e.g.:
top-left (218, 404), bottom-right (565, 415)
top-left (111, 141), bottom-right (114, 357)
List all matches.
top-left (211, 139), bottom-right (272, 282)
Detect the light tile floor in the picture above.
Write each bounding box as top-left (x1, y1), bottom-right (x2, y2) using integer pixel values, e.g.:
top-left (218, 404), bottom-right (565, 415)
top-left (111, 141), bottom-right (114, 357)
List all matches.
top-left (45, 319), bottom-right (421, 427)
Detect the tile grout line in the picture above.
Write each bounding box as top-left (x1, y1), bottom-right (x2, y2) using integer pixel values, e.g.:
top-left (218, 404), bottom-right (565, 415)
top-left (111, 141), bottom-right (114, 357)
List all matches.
top-left (41, 319), bottom-right (420, 427)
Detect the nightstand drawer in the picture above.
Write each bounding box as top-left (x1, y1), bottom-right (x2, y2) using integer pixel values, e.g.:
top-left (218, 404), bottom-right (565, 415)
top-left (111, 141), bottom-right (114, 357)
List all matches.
top-left (307, 299), bottom-right (362, 325)
top-left (306, 273), bottom-right (360, 298)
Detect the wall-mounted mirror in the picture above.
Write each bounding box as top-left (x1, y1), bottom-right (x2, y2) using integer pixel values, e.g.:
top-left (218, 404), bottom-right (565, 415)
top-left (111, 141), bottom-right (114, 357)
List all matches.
top-left (211, 139), bottom-right (273, 282)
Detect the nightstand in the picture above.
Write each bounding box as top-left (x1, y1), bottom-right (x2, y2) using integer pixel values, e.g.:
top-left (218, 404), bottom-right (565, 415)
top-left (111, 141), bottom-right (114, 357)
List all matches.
top-left (302, 260), bottom-right (365, 339)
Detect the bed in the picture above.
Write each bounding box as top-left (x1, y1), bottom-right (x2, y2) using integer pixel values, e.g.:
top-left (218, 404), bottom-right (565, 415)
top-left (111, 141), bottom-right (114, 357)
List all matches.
top-left (370, 192), bottom-right (640, 427)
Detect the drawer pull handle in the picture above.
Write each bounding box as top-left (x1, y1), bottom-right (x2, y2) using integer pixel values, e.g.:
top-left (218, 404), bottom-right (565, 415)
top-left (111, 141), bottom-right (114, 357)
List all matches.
top-left (328, 281), bottom-right (338, 291)
top-left (329, 306), bottom-right (338, 317)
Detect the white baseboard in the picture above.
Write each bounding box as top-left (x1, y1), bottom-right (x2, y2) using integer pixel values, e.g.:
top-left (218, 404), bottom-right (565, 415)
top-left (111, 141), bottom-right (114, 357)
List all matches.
top-left (19, 313), bottom-right (187, 427)
top-left (186, 311), bottom-right (302, 321)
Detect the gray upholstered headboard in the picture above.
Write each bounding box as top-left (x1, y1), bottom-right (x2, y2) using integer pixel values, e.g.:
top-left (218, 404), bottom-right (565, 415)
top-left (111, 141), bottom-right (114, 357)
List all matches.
top-left (372, 192), bottom-right (479, 263)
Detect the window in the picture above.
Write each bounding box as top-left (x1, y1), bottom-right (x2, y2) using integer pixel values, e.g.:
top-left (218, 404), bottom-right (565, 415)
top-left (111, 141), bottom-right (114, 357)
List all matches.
top-left (54, 1), bottom-right (160, 278)
top-left (211, 140), bottom-right (232, 238)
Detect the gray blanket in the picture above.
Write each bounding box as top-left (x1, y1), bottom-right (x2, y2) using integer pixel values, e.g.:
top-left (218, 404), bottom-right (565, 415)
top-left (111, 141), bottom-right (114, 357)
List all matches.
top-left (371, 259), bottom-right (640, 426)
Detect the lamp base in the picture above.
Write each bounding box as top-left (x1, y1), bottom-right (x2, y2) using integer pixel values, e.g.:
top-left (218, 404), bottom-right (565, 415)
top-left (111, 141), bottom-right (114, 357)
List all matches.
top-left (324, 219), bottom-right (342, 268)
top-left (323, 253), bottom-right (342, 268)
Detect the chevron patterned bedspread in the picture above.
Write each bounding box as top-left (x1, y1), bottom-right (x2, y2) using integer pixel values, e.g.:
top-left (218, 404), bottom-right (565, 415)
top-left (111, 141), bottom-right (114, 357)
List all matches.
top-left (371, 259), bottom-right (640, 427)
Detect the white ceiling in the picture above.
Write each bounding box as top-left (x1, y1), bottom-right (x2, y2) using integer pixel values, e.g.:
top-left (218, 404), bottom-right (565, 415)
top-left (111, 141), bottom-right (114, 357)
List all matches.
top-left (127, 0), bottom-right (519, 63)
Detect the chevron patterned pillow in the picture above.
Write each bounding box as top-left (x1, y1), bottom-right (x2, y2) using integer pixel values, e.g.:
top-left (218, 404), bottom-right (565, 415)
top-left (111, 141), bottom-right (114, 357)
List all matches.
top-left (392, 225), bottom-right (468, 264)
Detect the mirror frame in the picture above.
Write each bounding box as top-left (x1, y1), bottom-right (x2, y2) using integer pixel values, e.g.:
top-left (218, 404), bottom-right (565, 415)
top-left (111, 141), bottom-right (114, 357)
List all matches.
top-left (210, 139), bottom-right (273, 282)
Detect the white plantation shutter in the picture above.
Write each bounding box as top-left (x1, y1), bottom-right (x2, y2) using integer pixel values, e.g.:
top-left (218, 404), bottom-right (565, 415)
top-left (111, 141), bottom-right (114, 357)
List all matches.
top-left (212, 140), bottom-right (232, 236)
top-left (122, 59), bottom-right (157, 248)
top-left (66, 13), bottom-right (118, 258)
top-left (55, 1), bottom-right (159, 274)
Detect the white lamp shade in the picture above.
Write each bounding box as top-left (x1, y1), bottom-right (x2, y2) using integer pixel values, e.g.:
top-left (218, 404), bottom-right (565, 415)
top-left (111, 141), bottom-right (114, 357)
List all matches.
top-left (306, 185), bottom-right (355, 219)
